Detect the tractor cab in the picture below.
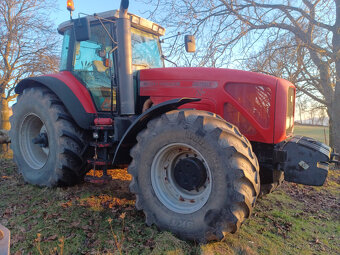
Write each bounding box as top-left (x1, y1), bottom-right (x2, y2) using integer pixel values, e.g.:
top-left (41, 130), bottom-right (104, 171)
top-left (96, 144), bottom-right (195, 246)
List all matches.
top-left (57, 10), bottom-right (165, 112)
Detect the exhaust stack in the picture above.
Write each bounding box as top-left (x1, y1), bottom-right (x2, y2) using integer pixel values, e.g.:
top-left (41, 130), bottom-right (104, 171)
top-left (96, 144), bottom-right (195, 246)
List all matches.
top-left (117, 0), bottom-right (135, 115)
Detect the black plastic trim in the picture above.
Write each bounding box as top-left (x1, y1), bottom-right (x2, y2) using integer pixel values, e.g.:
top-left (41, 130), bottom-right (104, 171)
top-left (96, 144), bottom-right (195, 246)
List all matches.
top-left (15, 76), bottom-right (95, 129)
top-left (277, 136), bottom-right (331, 186)
top-left (112, 98), bottom-right (200, 165)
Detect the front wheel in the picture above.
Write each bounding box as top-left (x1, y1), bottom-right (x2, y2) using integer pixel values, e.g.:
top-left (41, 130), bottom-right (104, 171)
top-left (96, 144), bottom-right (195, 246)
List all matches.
top-left (128, 110), bottom-right (260, 242)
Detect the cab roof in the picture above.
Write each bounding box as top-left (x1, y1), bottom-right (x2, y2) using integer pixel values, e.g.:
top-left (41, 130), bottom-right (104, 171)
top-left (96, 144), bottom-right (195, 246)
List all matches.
top-left (57, 10), bottom-right (166, 37)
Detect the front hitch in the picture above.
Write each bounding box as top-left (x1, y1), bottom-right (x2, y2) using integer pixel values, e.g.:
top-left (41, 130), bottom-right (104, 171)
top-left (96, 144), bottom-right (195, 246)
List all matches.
top-left (275, 136), bottom-right (333, 186)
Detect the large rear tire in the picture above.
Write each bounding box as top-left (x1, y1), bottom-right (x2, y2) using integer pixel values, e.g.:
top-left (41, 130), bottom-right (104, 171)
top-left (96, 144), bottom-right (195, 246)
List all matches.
top-left (9, 87), bottom-right (88, 187)
top-left (128, 110), bottom-right (260, 242)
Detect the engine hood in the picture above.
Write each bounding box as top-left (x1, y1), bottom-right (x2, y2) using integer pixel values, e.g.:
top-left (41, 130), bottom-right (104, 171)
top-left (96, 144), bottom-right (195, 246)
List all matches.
top-left (139, 67), bottom-right (278, 89)
top-left (139, 67), bottom-right (295, 145)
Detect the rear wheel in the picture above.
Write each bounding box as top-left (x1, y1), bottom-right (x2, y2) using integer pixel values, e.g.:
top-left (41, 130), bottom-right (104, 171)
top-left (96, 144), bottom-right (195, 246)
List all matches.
top-left (9, 87), bottom-right (88, 187)
top-left (128, 110), bottom-right (260, 242)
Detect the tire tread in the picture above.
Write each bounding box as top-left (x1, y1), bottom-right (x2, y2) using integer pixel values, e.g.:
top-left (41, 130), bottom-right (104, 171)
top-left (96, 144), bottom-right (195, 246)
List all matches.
top-left (128, 109), bottom-right (260, 242)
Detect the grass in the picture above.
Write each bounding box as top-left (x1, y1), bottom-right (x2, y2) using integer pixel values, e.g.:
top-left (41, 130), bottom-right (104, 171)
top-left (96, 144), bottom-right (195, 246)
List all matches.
top-left (1, 161), bottom-right (339, 255)
top-left (0, 125), bottom-right (339, 254)
top-left (294, 124), bottom-right (329, 144)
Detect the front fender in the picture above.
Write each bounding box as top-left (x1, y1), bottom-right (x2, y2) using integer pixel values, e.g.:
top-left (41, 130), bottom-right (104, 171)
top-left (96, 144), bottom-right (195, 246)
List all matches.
top-left (113, 98), bottom-right (200, 165)
top-left (15, 73), bottom-right (96, 129)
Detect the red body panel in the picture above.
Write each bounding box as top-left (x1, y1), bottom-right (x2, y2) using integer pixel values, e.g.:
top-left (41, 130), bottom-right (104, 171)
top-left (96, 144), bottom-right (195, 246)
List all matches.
top-left (94, 118), bottom-right (114, 126)
top-left (140, 67), bottom-right (295, 144)
top-left (47, 71), bottom-right (97, 114)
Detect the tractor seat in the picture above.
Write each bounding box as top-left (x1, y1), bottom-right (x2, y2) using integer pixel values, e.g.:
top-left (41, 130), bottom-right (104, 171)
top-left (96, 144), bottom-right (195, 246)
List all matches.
top-left (93, 60), bottom-right (108, 72)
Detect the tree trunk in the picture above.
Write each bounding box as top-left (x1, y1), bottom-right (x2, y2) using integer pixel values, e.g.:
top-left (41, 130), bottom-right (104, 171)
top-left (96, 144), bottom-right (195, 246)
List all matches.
top-left (0, 96), bottom-right (11, 131)
top-left (329, 101), bottom-right (340, 153)
top-left (331, 0), bottom-right (340, 152)
top-left (0, 96), bottom-right (11, 152)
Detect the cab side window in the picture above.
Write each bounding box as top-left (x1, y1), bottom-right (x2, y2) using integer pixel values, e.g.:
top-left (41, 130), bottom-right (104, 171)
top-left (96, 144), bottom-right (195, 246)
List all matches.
top-left (73, 23), bottom-right (116, 112)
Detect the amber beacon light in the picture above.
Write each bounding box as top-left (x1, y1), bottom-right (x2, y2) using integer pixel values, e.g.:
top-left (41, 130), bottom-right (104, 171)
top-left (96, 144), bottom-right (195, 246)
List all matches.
top-left (67, 0), bottom-right (75, 12)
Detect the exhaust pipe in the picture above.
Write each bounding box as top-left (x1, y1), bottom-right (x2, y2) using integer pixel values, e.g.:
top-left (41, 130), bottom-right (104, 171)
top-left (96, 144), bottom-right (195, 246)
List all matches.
top-left (117, 0), bottom-right (135, 115)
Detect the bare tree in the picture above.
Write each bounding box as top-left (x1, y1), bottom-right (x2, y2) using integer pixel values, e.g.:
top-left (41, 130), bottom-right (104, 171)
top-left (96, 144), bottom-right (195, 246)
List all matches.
top-left (0, 0), bottom-right (59, 132)
top-left (296, 96), bottom-right (309, 124)
top-left (244, 34), bottom-right (329, 126)
top-left (140, 0), bottom-right (340, 151)
top-left (318, 106), bottom-right (327, 125)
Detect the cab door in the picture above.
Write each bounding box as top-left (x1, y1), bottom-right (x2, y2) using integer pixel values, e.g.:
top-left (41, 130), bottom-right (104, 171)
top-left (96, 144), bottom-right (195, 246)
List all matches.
top-left (72, 22), bottom-right (116, 112)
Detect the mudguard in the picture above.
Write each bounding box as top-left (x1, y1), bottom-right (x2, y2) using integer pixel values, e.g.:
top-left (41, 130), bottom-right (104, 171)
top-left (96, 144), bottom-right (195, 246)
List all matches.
top-left (15, 74), bottom-right (96, 129)
top-left (113, 98), bottom-right (200, 165)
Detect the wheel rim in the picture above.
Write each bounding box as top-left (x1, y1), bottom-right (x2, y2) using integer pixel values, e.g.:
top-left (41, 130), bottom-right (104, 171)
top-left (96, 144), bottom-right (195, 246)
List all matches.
top-left (19, 113), bottom-right (49, 169)
top-left (151, 143), bottom-right (212, 214)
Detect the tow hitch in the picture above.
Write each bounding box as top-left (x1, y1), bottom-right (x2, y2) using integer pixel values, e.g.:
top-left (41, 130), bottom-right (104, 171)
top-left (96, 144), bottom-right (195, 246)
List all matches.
top-left (275, 136), bottom-right (336, 186)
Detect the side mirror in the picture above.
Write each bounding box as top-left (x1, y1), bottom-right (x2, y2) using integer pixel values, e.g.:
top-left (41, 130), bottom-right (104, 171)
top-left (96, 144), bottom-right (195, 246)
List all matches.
top-left (185, 35), bottom-right (196, 53)
top-left (74, 17), bottom-right (91, 41)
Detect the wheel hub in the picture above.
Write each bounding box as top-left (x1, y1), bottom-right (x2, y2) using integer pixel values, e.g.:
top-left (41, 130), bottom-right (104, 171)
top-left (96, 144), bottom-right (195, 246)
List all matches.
top-left (151, 143), bottom-right (212, 214)
top-left (174, 157), bottom-right (207, 191)
top-left (19, 113), bottom-right (49, 169)
top-left (32, 132), bottom-right (48, 148)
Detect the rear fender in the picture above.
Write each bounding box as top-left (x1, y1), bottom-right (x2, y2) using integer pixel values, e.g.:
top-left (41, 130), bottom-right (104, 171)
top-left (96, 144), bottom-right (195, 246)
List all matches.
top-left (112, 98), bottom-right (200, 165)
top-left (15, 74), bottom-right (96, 129)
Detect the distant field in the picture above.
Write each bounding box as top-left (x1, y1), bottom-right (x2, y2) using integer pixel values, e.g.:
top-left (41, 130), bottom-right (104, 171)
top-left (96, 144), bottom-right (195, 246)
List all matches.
top-left (294, 124), bottom-right (329, 145)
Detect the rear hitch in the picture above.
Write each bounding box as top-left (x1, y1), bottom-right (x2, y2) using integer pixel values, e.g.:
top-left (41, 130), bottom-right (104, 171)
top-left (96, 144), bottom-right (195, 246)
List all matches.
top-left (275, 136), bottom-right (332, 186)
top-left (0, 224), bottom-right (10, 255)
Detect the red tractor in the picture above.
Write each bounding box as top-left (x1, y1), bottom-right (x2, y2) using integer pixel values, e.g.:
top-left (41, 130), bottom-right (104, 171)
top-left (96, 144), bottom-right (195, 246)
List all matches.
top-left (9, 0), bottom-right (338, 242)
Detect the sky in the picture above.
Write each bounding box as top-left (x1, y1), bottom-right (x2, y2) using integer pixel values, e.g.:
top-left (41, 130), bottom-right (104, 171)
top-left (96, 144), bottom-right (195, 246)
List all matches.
top-left (52, 0), bottom-right (148, 28)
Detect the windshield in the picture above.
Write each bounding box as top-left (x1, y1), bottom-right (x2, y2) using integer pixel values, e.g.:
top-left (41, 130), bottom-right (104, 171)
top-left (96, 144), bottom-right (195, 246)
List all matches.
top-left (131, 27), bottom-right (163, 70)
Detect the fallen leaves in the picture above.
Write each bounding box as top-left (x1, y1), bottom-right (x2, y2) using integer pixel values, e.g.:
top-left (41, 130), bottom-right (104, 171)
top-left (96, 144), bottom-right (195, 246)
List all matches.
top-left (60, 201), bottom-right (72, 208)
top-left (43, 212), bottom-right (60, 220)
top-left (86, 168), bottom-right (132, 181)
top-left (2, 208), bottom-right (12, 218)
top-left (119, 212), bottom-right (126, 220)
top-left (70, 221), bottom-right (80, 228)
top-left (78, 195), bottom-right (134, 211)
top-left (44, 234), bottom-right (58, 242)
